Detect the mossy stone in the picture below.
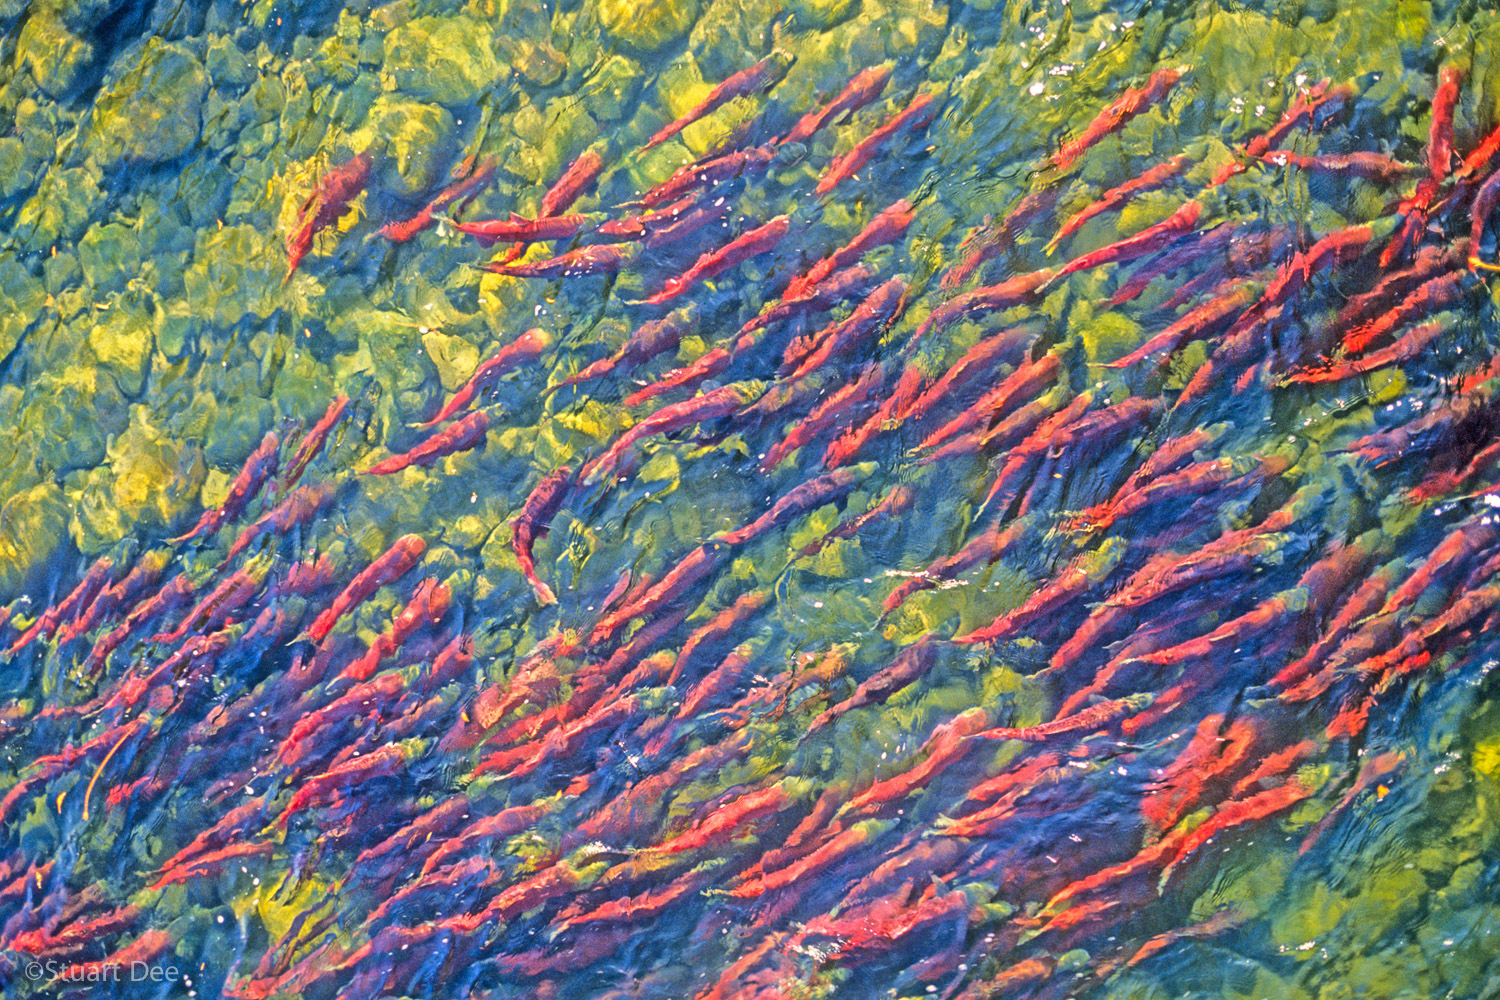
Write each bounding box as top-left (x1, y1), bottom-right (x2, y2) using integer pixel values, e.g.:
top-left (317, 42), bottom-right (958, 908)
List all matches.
top-left (0, 260), bottom-right (45, 359)
top-left (88, 40), bottom-right (209, 167)
top-left (0, 138), bottom-right (34, 200)
top-left (383, 16), bottom-right (506, 106)
top-left (108, 407), bottom-right (206, 535)
top-left (596, 0), bottom-right (698, 54)
top-left (501, 37), bottom-right (566, 88)
top-left (154, 303), bottom-right (195, 361)
top-left (17, 168), bottom-right (103, 249)
top-left (15, 99), bottom-right (58, 162)
top-left (580, 54), bottom-right (644, 121)
top-left (0, 484), bottom-right (70, 601)
top-left (26, 366), bottom-right (127, 474)
top-left (66, 466), bottom-right (129, 555)
top-left (423, 330), bottom-right (480, 392)
top-left (204, 364), bottom-right (276, 466)
top-left (206, 35), bottom-right (258, 88)
top-left (17, 13), bottom-right (94, 98)
top-left (360, 96), bottom-right (457, 197)
top-left (78, 223), bottom-right (144, 293)
top-left (88, 306), bottom-right (154, 397)
top-left (788, 0), bottom-right (859, 28)
top-left (183, 224), bottom-right (280, 326)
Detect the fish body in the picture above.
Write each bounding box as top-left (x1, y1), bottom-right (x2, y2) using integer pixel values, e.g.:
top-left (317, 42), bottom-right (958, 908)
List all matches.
top-left (817, 92), bottom-right (938, 195)
top-left (456, 213), bottom-right (585, 247)
top-left (277, 743), bottom-right (408, 827)
top-left (1107, 281), bottom-right (1258, 370)
top-left (955, 541), bottom-right (1123, 645)
top-left (9, 557), bottom-right (114, 654)
top-left (365, 410), bottom-right (490, 475)
top-left (1429, 66), bottom-right (1463, 181)
top-left (1050, 155), bottom-right (1189, 249)
top-left (589, 541), bottom-right (729, 643)
top-left (286, 152), bottom-right (371, 278)
top-left (378, 155), bottom-right (497, 242)
top-left (513, 466), bottom-right (574, 605)
top-left (761, 363), bottom-right (883, 472)
top-left (1262, 150), bottom-right (1417, 183)
top-left (805, 637), bottom-right (942, 736)
top-left (645, 215), bottom-right (790, 305)
top-left (172, 429), bottom-right (282, 543)
top-left (549, 309), bottom-right (695, 395)
top-left (781, 65), bottom-right (893, 146)
top-left (335, 578), bottom-right (452, 687)
top-left (644, 52), bottom-right (793, 150)
top-left (639, 144), bottom-right (776, 208)
top-left (57, 552), bottom-right (168, 646)
top-left (419, 328), bottom-right (550, 427)
top-left (1052, 68), bottom-right (1180, 173)
top-left (283, 395), bottom-right (350, 488)
top-left (1057, 199), bottom-right (1202, 278)
top-left (784, 277), bottom-right (906, 382)
top-left (304, 535), bottom-right (426, 643)
top-left (541, 148), bottom-right (606, 217)
top-left (584, 384), bottom-right (754, 484)
top-left (223, 481), bottom-right (338, 565)
top-left (917, 352), bottom-right (1061, 455)
top-left (719, 464), bottom-right (870, 547)
top-left (742, 263), bottom-right (876, 337)
top-left (910, 269), bottom-right (1053, 349)
top-left (783, 200), bottom-right (913, 301)
top-left (483, 243), bottom-right (637, 278)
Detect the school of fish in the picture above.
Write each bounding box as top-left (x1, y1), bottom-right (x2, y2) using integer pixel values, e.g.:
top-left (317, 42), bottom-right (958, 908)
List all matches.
top-left (5, 30), bottom-right (1500, 1000)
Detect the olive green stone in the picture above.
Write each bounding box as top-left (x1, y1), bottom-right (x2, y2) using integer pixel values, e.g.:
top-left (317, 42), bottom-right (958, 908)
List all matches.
top-left (788, 0), bottom-right (858, 27)
top-left (78, 223), bottom-right (143, 294)
top-left (17, 13), bottom-right (94, 98)
top-left (423, 330), bottom-right (481, 392)
top-left (106, 407), bottom-right (206, 535)
top-left (88, 306), bottom-right (154, 397)
top-left (0, 260), bottom-right (45, 360)
top-left (382, 16), bottom-right (507, 106)
top-left (206, 35), bottom-right (258, 88)
top-left (580, 53), bottom-right (644, 122)
top-left (26, 367), bottom-right (127, 474)
top-left (88, 40), bottom-right (209, 167)
top-left (597, 0), bottom-right (699, 53)
top-left (0, 484), bottom-right (70, 601)
top-left (0, 138), bottom-right (33, 200)
top-left (361, 96), bottom-right (458, 197)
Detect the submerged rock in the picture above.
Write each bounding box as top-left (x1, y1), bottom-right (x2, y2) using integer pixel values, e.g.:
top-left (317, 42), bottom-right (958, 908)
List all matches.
top-left (26, 367), bottom-right (128, 475)
top-left (107, 406), bottom-right (206, 534)
top-left (597, 0), bottom-right (699, 53)
top-left (788, 0), bottom-right (860, 29)
top-left (78, 223), bottom-right (144, 295)
top-left (580, 53), bottom-right (644, 121)
top-left (382, 16), bottom-right (506, 106)
top-left (0, 483), bottom-right (70, 601)
top-left (361, 96), bottom-right (458, 197)
top-left (88, 304), bottom-right (155, 397)
top-left (16, 12), bottom-right (95, 98)
top-left (88, 39), bottom-right (209, 167)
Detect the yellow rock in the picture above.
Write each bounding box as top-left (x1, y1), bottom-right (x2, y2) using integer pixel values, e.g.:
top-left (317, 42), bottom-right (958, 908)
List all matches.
top-left (88, 308), bottom-right (154, 397)
top-left (0, 483), bottom-right (69, 599)
top-left (422, 329), bottom-right (480, 391)
top-left (107, 407), bottom-right (206, 533)
top-left (597, 0), bottom-right (699, 53)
